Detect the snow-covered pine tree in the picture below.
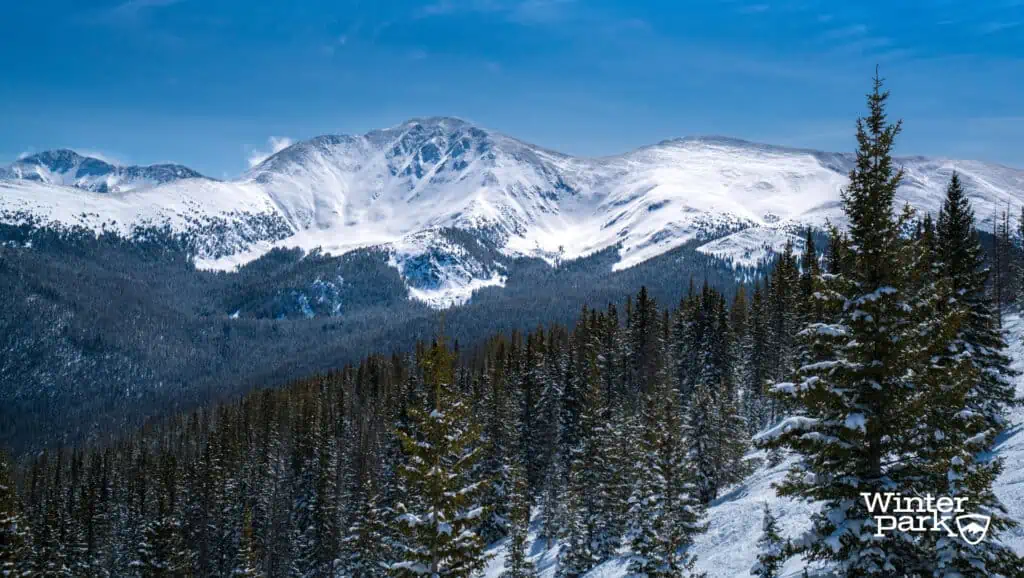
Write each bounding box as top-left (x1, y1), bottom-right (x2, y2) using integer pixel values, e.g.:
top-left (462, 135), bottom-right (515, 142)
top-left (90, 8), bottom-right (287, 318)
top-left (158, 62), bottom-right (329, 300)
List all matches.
top-left (936, 172), bottom-right (1019, 433)
top-left (765, 242), bottom-right (800, 424)
top-left (133, 452), bottom-right (190, 578)
top-left (627, 286), bottom-right (662, 398)
top-left (744, 281), bottom-right (771, 433)
top-left (312, 417), bottom-right (341, 578)
top-left (714, 377), bottom-right (751, 491)
top-left (480, 355), bottom-right (518, 544)
top-left (751, 502), bottom-right (786, 578)
top-left (340, 482), bottom-right (390, 577)
top-left (34, 452), bottom-right (72, 577)
top-left (0, 450), bottom-right (30, 577)
top-left (991, 206), bottom-right (1015, 324)
top-left (730, 286), bottom-right (750, 400)
top-left (558, 350), bottom-right (614, 577)
top-left (231, 507), bottom-right (261, 577)
top-left (756, 71), bottom-right (935, 575)
top-left (629, 355), bottom-right (707, 577)
top-left (535, 356), bottom-right (569, 550)
top-left (502, 457), bottom-right (536, 578)
top-left (537, 444), bottom-right (568, 552)
top-left (392, 335), bottom-right (491, 578)
top-left (521, 331), bottom-right (550, 490)
top-left (919, 173), bottom-right (1022, 576)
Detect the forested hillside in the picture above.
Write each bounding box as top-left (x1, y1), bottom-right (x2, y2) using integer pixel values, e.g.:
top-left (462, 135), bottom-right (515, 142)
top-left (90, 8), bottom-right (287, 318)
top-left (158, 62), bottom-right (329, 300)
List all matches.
top-left (0, 221), bottom-right (744, 453)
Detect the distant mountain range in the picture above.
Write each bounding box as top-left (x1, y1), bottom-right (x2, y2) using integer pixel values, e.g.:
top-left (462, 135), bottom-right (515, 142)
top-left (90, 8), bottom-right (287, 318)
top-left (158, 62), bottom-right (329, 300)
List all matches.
top-left (4, 117), bottom-right (1023, 307)
top-left (3, 149), bottom-right (207, 193)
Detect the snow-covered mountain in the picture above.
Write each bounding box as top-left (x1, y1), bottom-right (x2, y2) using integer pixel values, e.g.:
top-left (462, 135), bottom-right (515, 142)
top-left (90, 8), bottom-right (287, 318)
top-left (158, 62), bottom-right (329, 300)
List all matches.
top-left (5, 149), bottom-right (208, 193)
top-left (3, 118), bottom-right (1023, 306)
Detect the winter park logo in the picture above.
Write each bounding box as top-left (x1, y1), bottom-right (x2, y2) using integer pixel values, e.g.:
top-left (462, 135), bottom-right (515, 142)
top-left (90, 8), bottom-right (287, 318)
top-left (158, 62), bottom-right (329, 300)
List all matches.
top-left (861, 493), bottom-right (991, 545)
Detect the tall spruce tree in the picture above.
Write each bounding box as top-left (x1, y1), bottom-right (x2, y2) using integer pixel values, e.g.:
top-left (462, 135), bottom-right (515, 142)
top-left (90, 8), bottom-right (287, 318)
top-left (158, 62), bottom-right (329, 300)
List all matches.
top-left (502, 458), bottom-right (536, 578)
top-left (744, 282), bottom-right (771, 433)
top-left (341, 482), bottom-right (390, 577)
top-left (392, 335), bottom-right (491, 578)
top-left (558, 349), bottom-right (616, 577)
top-left (757, 71), bottom-right (932, 575)
top-left (629, 358), bottom-right (707, 577)
top-left (935, 172), bottom-right (1019, 432)
top-left (921, 173), bottom-right (1022, 576)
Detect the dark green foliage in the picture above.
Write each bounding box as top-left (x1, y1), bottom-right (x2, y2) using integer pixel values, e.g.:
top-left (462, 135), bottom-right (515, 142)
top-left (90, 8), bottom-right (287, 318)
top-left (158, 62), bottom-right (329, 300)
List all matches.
top-left (936, 173), bottom-right (1019, 432)
top-left (0, 221), bottom-right (749, 455)
top-left (392, 336), bottom-right (491, 577)
top-left (629, 354), bottom-right (707, 577)
top-left (502, 459), bottom-right (536, 578)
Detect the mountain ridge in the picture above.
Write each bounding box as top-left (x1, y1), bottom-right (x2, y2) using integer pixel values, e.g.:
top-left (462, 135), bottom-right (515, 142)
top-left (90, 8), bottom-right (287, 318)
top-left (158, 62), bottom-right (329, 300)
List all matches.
top-left (5, 148), bottom-right (211, 193)
top-left (3, 117), bottom-right (1023, 307)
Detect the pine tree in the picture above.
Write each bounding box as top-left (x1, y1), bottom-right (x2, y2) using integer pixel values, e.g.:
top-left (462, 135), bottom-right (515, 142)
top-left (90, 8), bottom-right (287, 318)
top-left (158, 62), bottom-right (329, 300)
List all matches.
top-left (34, 453), bottom-right (71, 577)
top-left (341, 485), bottom-right (390, 577)
top-left (935, 172), bottom-right (1019, 432)
top-left (714, 378), bottom-right (751, 491)
top-left (757, 71), bottom-right (931, 575)
top-left (921, 174), bottom-right (1022, 576)
top-left (684, 376), bottom-right (747, 505)
top-left (558, 352), bottom-right (613, 577)
top-left (744, 282), bottom-right (771, 433)
top-left (765, 242), bottom-right (800, 423)
top-left (751, 503), bottom-right (786, 578)
top-left (0, 450), bottom-right (30, 578)
top-left (537, 446), bottom-right (568, 552)
top-left (502, 458), bottom-right (536, 578)
top-left (629, 361), bottom-right (707, 577)
top-left (231, 507), bottom-right (261, 577)
top-left (799, 228), bottom-right (822, 324)
top-left (991, 206), bottom-right (1014, 324)
top-left (479, 355), bottom-right (518, 544)
top-left (391, 335), bottom-right (491, 578)
top-left (311, 419), bottom-right (340, 577)
top-left (133, 451), bottom-right (190, 578)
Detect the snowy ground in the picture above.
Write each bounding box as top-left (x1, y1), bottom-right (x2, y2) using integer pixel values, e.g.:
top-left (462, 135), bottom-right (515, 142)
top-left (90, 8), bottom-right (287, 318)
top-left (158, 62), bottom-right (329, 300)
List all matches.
top-left (484, 312), bottom-right (1024, 577)
top-left (992, 311), bottom-right (1024, 555)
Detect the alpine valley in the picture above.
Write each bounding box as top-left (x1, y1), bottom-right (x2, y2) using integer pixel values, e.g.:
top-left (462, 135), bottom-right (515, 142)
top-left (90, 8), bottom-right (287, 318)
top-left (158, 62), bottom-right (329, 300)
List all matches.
top-left (1, 116), bottom-right (1022, 451)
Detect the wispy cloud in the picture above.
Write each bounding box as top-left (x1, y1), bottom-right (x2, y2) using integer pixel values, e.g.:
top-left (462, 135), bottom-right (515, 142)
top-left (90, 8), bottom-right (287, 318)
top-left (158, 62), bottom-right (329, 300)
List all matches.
top-left (418, 0), bottom-right (575, 25)
top-left (819, 24), bottom-right (868, 41)
top-left (738, 4), bottom-right (771, 14)
top-left (103, 0), bottom-right (185, 24)
top-left (247, 137), bottom-right (293, 168)
top-left (978, 20), bottom-right (1022, 34)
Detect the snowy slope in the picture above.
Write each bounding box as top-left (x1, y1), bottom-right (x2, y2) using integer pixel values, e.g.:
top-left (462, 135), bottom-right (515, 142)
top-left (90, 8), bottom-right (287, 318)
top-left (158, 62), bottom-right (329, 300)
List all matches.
top-left (992, 311), bottom-right (1024, 555)
top-left (481, 312), bottom-right (1024, 578)
top-left (3, 119), bottom-right (1023, 307)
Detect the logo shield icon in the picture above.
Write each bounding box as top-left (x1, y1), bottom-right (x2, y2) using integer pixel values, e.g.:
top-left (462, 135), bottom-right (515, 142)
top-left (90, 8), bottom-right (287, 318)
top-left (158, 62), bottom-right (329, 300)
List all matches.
top-left (955, 514), bottom-right (991, 545)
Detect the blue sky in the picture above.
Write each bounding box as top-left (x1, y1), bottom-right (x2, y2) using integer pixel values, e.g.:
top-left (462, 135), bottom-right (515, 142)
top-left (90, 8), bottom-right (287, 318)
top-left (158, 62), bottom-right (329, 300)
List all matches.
top-left (1, 0), bottom-right (1022, 176)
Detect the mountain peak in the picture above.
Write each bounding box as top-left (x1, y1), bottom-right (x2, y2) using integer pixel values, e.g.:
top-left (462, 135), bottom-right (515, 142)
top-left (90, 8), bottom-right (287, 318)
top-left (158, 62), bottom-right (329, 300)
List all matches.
top-left (400, 116), bottom-right (476, 129)
top-left (4, 149), bottom-right (207, 192)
